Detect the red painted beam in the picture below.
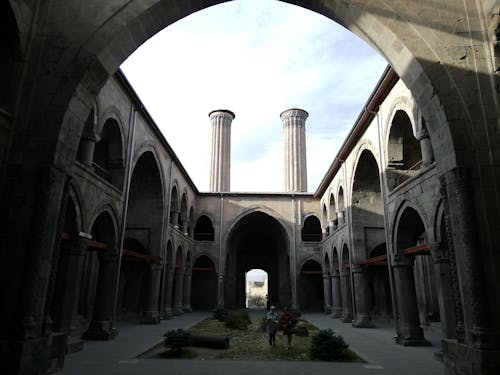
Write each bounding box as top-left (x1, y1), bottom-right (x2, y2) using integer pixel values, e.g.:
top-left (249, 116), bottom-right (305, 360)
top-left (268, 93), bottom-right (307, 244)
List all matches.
top-left (192, 267), bottom-right (215, 271)
top-left (403, 244), bottom-right (428, 255)
top-left (359, 254), bottom-right (387, 265)
top-left (301, 270), bottom-right (323, 275)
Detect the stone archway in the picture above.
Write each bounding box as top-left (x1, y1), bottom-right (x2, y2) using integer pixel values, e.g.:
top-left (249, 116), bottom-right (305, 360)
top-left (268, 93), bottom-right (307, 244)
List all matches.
top-left (225, 211), bottom-right (290, 309)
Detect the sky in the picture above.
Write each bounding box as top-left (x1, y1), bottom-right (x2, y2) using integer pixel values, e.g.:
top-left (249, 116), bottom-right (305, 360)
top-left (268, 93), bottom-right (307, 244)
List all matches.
top-left (120, 0), bottom-right (388, 192)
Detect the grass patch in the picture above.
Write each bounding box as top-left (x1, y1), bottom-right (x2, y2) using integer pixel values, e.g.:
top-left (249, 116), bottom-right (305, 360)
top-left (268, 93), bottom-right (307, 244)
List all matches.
top-left (139, 311), bottom-right (363, 362)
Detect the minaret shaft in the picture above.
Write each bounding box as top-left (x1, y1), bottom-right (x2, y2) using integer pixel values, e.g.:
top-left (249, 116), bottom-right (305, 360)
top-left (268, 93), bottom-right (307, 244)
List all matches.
top-left (209, 110), bottom-right (235, 192)
top-left (281, 108), bottom-right (308, 192)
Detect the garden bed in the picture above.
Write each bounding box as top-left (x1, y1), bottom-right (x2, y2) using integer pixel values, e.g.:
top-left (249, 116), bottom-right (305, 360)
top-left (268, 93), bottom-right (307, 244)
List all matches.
top-left (139, 312), bottom-right (363, 362)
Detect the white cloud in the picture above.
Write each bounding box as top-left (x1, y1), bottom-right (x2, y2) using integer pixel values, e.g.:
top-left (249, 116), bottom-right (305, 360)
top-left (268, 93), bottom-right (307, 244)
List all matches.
top-left (121, 0), bottom-right (387, 192)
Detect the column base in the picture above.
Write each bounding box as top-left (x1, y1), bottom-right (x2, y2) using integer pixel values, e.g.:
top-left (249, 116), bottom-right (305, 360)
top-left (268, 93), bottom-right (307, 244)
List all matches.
top-left (81, 320), bottom-right (117, 340)
top-left (142, 311), bottom-right (160, 324)
top-left (183, 307), bottom-right (192, 313)
top-left (0, 336), bottom-right (51, 374)
top-left (161, 309), bottom-right (173, 320)
top-left (442, 339), bottom-right (500, 375)
top-left (397, 325), bottom-right (431, 346)
top-left (173, 307), bottom-right (184, 316)
top-left (352, 315), bottom-right (375, 328)
top-left (331, 308), bottom-right (343, 319)
top-left (66, 336), bottom-right (84, 353)
top-left (341, 317), bottom-right (352, 323)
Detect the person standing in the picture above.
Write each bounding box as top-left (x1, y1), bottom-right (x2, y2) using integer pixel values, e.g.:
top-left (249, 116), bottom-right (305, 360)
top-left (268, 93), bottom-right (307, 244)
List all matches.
top-left (279, 307), bottom-right (298, 350)
top-left (265, 306), bottom-right (278, 346)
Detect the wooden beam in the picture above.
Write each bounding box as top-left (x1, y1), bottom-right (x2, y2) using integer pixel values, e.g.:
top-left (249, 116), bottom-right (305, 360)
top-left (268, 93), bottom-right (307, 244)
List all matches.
top-left (403, 243), bottom-right (428, 255)
top-left (359, 254), bottom-right (387, 265)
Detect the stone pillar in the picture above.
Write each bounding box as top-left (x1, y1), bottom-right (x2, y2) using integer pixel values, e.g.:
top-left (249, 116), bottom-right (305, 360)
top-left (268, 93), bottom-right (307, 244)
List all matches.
top-left (161, 267), bottom-right (175, 319)
top-left (340, 268), bottom-right (353, 322)
top-left (429, 242), bottom-right (457, 339)
top-left (82, 252), bottom-right (119, 340)
top-left (281, 108), bottom-right (308, 192)
top-left (331, 271), bottom-right (343, 318)
top-left (172, 268), bottom-right (184, 315)
top-left (171, 209), bottom-right (180, 229)
top-left (217, 274), bottom-right (225, 309)
top-left (417, 128), bottom-right (434, 166)
top-left (209, 110), bottom-right (235, 192)
top-left (351, 265), bottom-right (375, 328)
top-left (142, 262), bottom-right (162, 324)
top-left (321, 228), bottom-right (327, 240)
top-left (391, 254), bottom-right (430, 346)
top-left (328, 220), bottom-right (335, 234)
top-left (51, 237), bottom-right (86, 351)
top-left (337, 210), bottom-right (344, 226)
top-left (77, 133), bottom-right (99, 166)
top-left (182, 219), bottom-right (190, 236)
top-left (323, 274), bottom-right (332, 313)
top-left (182, 271), bottom-right (192, 312)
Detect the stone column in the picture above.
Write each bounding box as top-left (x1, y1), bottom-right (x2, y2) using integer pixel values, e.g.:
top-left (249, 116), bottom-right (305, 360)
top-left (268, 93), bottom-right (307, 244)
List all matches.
top-left (182, 271), bottom-right (192, 312)
top-left (338, 210), bottom-right (344, 226)
top-left (417, 128), bottom-right (434, 166)
top-left (331, 271), bottom-right (343, 318)
top-left (142, 262), bottom-right (162, 324)
top-left (391, 254), bottom-right (430, 346)
top-left (322, 274), bottom-right (332, 313)
top-left (171, 209), bottom-right (180, 229)
top-left (429, 242), bottom-right (457, 339)
top-left (321, 228), bottom-right (327, 240)
top-left (328, 220), bottom-right (335, 234)
top-left (351, 265), bottom-right (375, 328)
top-left (82, 252), bottom-right (119, 340)
top-left (440, 167), bottom-right (492, 348)
top-left (281, 108), bottom-right (308, 192)
top-left (182, 219), bottom-right (190, 236)
top-left (172, 268), bottom-right (184, 315)
top-left (77, 133), bottom-right (99, 166)
top-left (50, 237), bottom-right (86, 352)
top-left (161, 267), bottom-right (175, 319)
top-left (217, 274), bottom-right (225, 309)
top-left (340, 268), bottom-right (353, 322)
top-left (209, 110), bottom-right (235, 192)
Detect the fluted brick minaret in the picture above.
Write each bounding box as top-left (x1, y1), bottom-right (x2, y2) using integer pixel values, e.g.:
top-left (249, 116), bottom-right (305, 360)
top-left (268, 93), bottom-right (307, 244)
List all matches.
top-left (209, 109), bottom-right (235, 192)
top-left (281, 108), bottom-right (308, 192)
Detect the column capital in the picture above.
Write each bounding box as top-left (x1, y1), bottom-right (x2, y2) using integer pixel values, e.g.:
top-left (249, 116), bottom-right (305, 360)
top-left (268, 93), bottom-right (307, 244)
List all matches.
top-left (428, 242), bottom-right (449, 264)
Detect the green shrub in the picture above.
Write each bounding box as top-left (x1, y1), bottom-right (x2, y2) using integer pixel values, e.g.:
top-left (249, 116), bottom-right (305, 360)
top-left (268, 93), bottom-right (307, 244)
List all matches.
top-left (247, 295), bottom-right (267, 307)
top-left (164, 329), bottom-right (191, 353)
top-left (212, 308), bottom-right (228, 322)
top-left (224, 310), bottom-right (251, 330)
top-left (310, 329), bottom-right (348, 360)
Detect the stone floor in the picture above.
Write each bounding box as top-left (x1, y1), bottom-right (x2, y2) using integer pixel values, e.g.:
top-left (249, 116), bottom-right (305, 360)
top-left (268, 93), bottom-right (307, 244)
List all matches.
top-left (61, 311), bottom-right (444, 375)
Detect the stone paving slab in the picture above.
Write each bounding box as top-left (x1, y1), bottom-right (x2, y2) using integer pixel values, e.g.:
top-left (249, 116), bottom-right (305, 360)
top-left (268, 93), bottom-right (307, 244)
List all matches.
top-left (62, 312), bottom-right (444, 375)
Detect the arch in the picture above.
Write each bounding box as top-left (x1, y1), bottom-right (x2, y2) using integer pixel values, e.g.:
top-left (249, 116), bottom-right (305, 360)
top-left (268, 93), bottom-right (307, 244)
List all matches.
top-left (350, 149), bottom-right (384, 262)
top-left (386, 109), bottom-right (422, 190)
top-left (194, 215), bottom-right (215, 241)
top-left (187, 206), bottom-right (194, 238)
top-left (321, 203), bottom-right (329, 236)
top-left (179, 193), bottom-right (188, 234)
top-left (324, 252), bottom-right (331, 275)
top-left (394, 204), bottom-right (427, 252)
top-left (298, 259), bottom-right (324, 311)
top-left (124, 151), bottom-right (164, 256)
top-left (329, 191), bottom-right (337, 227)
top-left (92, 117), bottom-right (125, 189)
top-left (191, 255), bottom-right (217, 310)
top-left (224, 210), bottom-right (291, 309)
top-left (301, 214), bottom-right (322, 242)
top-left (169, 184), bottom-right (180, 226)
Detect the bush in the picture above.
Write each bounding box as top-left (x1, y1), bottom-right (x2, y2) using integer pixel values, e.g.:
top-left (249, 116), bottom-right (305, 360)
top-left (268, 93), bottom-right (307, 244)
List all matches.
top-left (164, 329), bottom-right (191, 353)
top-left (212, 308), bottom-right (228, 322)
top-left (224, 310), bottom-right (251, 330)
top-left (310, 329), bottom-right (348, 360)
top-left (247, 295), bottom-right (267, 307)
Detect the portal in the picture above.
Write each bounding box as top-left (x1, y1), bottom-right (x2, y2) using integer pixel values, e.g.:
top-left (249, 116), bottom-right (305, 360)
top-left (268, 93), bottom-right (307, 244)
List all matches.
top-left (225, 211), bottom-right (291, 309)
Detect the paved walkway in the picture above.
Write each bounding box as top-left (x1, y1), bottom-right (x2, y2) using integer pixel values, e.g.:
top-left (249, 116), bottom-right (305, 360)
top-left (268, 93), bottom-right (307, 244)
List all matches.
top-left (62, 312), bottom-right (444, 375)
